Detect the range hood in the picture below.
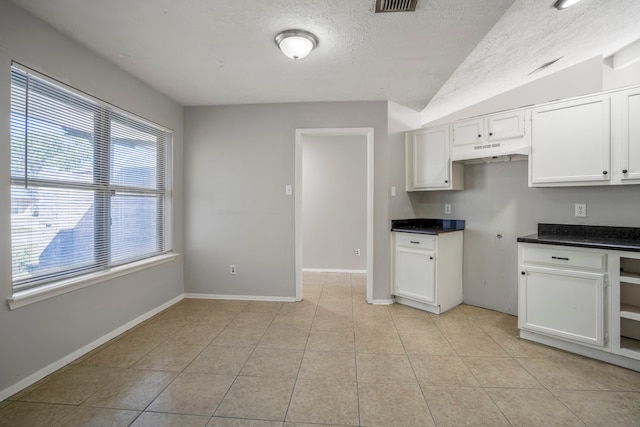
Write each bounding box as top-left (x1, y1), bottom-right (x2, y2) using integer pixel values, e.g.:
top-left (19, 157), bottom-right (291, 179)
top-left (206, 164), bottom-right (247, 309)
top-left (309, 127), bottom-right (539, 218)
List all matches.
top-left (451, 138), bottom-right (529, 162)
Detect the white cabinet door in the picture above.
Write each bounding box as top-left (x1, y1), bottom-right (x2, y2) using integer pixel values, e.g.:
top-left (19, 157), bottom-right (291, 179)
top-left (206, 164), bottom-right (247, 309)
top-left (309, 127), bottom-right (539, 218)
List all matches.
top-left (530, 95), bottom-right (611, 185)
top-left (519, 267), bottom-right (605, 346)
top-left (395, 246), bottom-right (436, 304)
top-left (412, 127), bottom-right (450, 189)
top-left (621, 89), bottom-right (640, 181)
top-left (487, 111), bottom-right (526, 142)
top-left (453, 119), bottom-right (483, 147)
top-left (406, 126), bottom-right (459, 191)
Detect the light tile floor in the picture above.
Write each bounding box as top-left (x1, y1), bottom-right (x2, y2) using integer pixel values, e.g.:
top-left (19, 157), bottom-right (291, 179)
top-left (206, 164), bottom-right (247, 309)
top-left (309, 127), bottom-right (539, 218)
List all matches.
top-left (2, 272), bottom-right (640, 426)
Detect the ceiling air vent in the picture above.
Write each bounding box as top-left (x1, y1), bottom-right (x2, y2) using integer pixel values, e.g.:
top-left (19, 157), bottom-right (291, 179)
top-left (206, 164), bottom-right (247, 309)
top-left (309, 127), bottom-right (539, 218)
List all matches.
top-left (375, 0), bottom-right (417, 13)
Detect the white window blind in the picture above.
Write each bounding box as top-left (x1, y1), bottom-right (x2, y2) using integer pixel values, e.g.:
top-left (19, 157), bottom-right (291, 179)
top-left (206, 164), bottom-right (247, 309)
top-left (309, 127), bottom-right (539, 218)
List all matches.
top-left (10, 65), bottom-right (172, 292)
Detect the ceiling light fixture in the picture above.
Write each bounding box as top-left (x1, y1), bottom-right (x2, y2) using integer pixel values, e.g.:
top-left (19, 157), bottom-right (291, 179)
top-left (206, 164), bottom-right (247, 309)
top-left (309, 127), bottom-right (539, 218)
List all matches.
top-left (553, 0), bottom-right (583, 10)
top-left (275, 29), bottom-right (318, 60)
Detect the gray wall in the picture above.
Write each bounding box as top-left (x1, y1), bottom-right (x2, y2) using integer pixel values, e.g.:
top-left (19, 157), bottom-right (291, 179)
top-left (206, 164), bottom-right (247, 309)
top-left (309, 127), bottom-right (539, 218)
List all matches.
top-left (388, 101), bottom-right (421, 220)
top-left (0, 1), bottom-right (184, 395)
top-left (183, 101), bottom-right (399, 300)
top-left (302, 135), bottom-right (367, 271)
top-left (414, 160), bottom-right (640, 315)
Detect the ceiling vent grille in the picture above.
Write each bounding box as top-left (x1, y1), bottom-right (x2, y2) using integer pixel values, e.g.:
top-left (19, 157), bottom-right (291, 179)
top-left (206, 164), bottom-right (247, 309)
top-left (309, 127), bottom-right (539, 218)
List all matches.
top-left (375, 0), bottom-right (417, 13)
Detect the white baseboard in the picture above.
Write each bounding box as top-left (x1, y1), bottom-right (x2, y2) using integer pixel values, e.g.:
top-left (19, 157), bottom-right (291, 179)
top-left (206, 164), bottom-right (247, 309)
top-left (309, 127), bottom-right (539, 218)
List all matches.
top-left (0, 294), bottom-right (183, 402)
top-left (184, 293), bottom-right (296, 302)
top-left (369, 299), bottom-right (395, 305)
top-left (303, 268), bottom-right (367, 274)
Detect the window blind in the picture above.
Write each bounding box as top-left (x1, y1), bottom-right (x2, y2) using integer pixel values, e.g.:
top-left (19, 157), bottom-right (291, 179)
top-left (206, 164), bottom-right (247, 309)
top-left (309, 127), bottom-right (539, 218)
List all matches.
top-left (10, 65), bottom-right (172, 291)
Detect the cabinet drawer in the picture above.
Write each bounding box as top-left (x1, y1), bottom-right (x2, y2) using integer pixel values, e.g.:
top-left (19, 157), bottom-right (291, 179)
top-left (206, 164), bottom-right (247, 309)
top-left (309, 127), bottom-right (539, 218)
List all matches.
top-left (521, 246), bottom-right (606, 271)
top-left (395, 233), bottom-right (436, 250)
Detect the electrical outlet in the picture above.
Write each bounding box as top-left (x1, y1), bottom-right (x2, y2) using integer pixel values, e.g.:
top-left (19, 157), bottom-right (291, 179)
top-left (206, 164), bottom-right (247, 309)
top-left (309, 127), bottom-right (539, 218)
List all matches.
top-left (230, 264), bottom-right (237, 274)
top-left (575, 203), bottom-right (586, 217)
top-left (391, 186), bottom-right (397, 197)
top-left (354, 249), bottom-right (361, 256)
top-left (285, 185), bottom-right (292, 196)
top-left (444, 204), bottom-right (452, 214)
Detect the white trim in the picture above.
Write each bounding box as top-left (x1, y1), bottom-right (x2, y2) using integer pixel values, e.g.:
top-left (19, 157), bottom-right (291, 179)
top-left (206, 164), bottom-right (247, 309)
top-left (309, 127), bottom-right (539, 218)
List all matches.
top-left (8, 253), bottom-right (180, 310)
top-left (302, 268), bottom-right (367, 274)
top-left (295, 128), bottom-right (375, 303)
top-left (0, 294), bottom-right (183, 401)
top-left (370, 299), bottom-right (395, 305)
top-left (184, 293), bottom-right (296, 302)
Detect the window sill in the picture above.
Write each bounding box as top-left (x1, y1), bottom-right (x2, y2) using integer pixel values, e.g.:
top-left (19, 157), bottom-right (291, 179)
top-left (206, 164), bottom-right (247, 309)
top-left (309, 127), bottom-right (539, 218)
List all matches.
top-left (7, 253), bottom-right (180, 310)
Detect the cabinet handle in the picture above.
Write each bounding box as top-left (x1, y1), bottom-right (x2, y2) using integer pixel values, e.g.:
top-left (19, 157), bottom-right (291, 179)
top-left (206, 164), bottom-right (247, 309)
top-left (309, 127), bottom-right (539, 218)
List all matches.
top-left (410, 241), bottom-right (420, 244)
top-left (623, 169), bottom-right (628, 174)
top-left (521, 271), bottom-right (526, 275)
top-left (551, 256), bottom-right (570, 261)
top-left (477, 134), bottom-right (482, 138)
top-left (444, 180), bottom-right (449, 183)
top-left (429, 256), bottom-right (434, 260)
top-left (489, 132), bottom-right (493, 136)
top-left (603, 171), bottom-right (608, 175)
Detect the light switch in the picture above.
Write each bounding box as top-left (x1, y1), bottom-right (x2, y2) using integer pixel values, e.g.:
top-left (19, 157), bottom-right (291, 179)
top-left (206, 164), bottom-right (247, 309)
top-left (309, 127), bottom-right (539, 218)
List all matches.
top-left (391, 186), bottom-right (397, 197)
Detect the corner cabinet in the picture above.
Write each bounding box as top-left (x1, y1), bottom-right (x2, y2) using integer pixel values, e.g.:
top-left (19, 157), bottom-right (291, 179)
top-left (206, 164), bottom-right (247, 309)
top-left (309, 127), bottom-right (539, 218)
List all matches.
top-left (392, 231), bottom-right (463, 314)
top-left (529, 95), bottom-right (611, 186)
top-left (405, 126), bottom-right (463, 191)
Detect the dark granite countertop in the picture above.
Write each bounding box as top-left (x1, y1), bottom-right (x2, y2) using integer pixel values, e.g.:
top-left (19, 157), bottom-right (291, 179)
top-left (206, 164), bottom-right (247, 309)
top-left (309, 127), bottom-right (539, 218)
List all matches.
top-left (391, 218), bottom-right (465, 235)
top-left (517, 223), bottom-right (640, 252)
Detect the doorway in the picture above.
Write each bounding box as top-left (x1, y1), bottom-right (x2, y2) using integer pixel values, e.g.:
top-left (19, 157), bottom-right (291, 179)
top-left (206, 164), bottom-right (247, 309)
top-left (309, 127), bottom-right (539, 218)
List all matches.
top-left (295, 128), bottom-right (374, 302)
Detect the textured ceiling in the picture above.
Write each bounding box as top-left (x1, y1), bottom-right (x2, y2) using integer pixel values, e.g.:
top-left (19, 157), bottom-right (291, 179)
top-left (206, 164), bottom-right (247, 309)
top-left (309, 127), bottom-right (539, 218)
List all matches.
top-left (9, 0), bottom-right (514, 110)
top-left (423, 0), bottom-right (640, 122)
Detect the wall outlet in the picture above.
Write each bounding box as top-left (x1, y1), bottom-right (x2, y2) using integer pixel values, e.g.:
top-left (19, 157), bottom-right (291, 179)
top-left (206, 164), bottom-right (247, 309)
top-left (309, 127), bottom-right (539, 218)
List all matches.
top-left (391, 186), bottom-right (397, 197)
top-left (285, 185), bottom-right (292, 196)
top-left (230, 264), bottom-right (237, 274)
top-left (575, 203), bottom-right (586, 217)
top-left (354, 249), bottom-right (361, 256)
top-left (444, 204), bottom-right (452, 214)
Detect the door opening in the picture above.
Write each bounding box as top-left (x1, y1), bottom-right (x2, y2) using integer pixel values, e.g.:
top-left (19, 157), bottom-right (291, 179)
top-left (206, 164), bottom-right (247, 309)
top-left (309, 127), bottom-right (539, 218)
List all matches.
top-left (295, 128), bottom-right (374, 302)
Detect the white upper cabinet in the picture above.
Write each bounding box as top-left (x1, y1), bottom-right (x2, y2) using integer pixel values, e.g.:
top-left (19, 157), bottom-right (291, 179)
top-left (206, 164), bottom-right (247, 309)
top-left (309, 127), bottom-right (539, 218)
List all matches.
top-left (452, 119), bottom-right (484, 147)
top-left (405, 126), bottom-right (463, 191)
top-left (530, 95), bottom-right (611, 186)
top-left (451, 110), bottom-right (529, 161)
top-left (487, 111), bottom-right (527, 142)
top-left (453, 110), bottom-right (526, 146)
top-left (618, 88), bottom-right (640, 182)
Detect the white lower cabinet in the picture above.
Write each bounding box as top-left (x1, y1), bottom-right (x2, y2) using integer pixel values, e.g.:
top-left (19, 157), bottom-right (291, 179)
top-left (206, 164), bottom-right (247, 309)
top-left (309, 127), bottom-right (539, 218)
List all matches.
top-left (519, 243), bottom-right (640, 371)
top-left (395, 243), bottom-right (436, 305)
top-left (614, 255), bottom-right (640, 359)
top-left (519, 244), bottom-right (608, 349)
top-left (519, 266), bottom-right (605, 347)
top-left (392, 231), bottom-right (463, 314)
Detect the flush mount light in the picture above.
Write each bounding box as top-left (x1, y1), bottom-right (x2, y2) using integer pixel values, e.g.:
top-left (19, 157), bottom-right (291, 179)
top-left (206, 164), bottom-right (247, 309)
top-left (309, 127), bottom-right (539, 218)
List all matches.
top-left (554, 0), bottom-right (584, 10)
top-left (275, 29), bottom-right (318, 60)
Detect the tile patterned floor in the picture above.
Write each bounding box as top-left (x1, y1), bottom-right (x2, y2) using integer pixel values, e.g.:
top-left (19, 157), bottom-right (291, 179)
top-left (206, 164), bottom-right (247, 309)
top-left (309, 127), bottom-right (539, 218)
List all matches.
top-left (2, 272), bottom-right (640, 426)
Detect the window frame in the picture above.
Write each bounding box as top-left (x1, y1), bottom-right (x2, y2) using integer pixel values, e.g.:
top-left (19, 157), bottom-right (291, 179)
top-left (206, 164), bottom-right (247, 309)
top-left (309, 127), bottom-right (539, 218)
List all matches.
top-left (9, 63), bottom-right (175, 303)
